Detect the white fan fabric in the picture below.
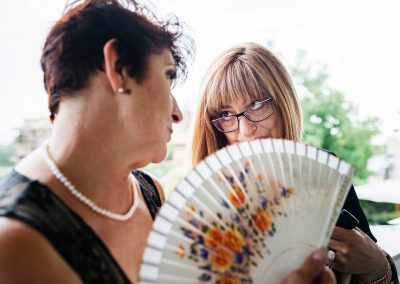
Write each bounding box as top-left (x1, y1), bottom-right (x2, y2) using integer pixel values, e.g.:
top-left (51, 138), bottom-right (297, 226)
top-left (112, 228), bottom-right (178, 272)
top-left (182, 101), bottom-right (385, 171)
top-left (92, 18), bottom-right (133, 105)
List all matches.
top-left (139, 139), bottom-right (354, 284)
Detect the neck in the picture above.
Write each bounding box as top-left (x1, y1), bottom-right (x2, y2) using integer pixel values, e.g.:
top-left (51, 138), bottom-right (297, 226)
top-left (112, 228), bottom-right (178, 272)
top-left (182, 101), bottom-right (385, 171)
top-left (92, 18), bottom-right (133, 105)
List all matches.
top-left (47, 91), bottom-right (139, 210)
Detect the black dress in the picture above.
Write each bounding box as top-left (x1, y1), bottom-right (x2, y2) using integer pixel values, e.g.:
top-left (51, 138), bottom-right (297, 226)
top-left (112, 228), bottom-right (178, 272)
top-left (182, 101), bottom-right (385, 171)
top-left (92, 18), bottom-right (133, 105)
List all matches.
top-left (0, 169), bottom-right (161, 284)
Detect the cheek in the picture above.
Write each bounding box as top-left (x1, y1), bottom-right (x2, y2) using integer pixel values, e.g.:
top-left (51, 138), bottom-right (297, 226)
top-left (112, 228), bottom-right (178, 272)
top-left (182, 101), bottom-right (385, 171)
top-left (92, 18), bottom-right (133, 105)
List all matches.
top-left (257, 116), bottom-right (283, 138)
top-left (270, 117), bottom-right (283, 138)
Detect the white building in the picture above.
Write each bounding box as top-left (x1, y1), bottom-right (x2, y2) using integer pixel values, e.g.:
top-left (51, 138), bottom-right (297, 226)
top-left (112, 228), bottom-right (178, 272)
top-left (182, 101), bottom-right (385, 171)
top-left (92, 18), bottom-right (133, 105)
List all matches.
top-left (14, 117), bottom-right (52, 161)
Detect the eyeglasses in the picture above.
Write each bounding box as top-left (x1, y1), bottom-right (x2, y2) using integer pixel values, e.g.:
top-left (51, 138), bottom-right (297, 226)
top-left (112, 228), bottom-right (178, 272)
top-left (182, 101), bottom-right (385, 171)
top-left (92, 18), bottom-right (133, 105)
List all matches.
top-left (212, 97), bottom-right (274, 133)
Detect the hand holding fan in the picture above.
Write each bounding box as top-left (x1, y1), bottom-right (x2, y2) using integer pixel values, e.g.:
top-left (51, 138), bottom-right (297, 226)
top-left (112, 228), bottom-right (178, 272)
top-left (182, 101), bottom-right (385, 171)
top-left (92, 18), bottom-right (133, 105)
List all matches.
top-left (139, 139), bottom-right (354, 284)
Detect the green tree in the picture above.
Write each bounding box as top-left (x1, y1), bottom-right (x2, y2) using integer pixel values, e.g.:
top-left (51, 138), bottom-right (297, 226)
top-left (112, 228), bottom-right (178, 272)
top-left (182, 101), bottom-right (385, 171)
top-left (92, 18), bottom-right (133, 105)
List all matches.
top-left (291, 52), bottom-right (380, 185)
top-left (0, 144), bottom-right (15, 179)
top-left (0, 144), bottom-right (15, 166)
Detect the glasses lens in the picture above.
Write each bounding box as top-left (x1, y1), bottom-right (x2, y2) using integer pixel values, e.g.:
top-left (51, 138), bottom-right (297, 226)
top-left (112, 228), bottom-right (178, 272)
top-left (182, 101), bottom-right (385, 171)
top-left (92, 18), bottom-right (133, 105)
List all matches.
top-left (212, 116), bottom-right (238, 132)
top-left (245, 99), bottom-right (273, 122)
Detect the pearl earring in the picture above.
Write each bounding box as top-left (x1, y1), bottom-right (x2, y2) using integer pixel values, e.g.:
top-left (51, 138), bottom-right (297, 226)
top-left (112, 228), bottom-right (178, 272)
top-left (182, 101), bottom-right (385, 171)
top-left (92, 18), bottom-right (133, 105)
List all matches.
top-left (117, 87), bottom-right (131, 95)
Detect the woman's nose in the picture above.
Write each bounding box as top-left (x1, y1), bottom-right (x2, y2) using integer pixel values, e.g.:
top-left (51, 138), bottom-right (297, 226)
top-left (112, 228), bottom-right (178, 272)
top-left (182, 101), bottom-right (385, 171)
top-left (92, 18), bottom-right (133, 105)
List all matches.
top-left (238, 116), bottom-right (256, 137)
top-left (171, 95), bottom-right (183, 123)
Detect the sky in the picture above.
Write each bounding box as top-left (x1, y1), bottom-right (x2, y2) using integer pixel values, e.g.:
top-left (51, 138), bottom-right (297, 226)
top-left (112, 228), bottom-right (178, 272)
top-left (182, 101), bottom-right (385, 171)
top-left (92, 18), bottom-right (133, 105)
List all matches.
top-left (0, 0), bottom-right (399, 144)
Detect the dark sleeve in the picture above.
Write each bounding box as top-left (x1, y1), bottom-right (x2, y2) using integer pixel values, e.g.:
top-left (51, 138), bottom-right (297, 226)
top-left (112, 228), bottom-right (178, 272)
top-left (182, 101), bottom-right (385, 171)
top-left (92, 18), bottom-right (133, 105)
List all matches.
top-left (324, 150), bottom-right (376, 242)
top-left (341, 184), bottom-right (377, 242)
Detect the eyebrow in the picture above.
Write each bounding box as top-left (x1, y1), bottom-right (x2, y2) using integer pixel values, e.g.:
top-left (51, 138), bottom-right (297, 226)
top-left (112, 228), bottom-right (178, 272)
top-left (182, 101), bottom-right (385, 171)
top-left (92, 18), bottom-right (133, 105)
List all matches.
top-left (219, 104), bottom-right (231, 110)
top-left (220, 99), bottom-right (251, 110)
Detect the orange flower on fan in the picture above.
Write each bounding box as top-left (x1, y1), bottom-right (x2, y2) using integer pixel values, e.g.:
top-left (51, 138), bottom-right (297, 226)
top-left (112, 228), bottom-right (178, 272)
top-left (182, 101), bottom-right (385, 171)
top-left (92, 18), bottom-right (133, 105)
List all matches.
top-left (222, 229), bottom-right (245, 253)
top-left (210, 248), bottom-right (233, 273)
top-left (174, 244), bottom-right (186, 259)
top-left (229, 186), bottom-right (245, 207)
top-left (186, 204), bottom-right (196, 217)
top-left (205, 227), bottom-right (223, 249)
top-left (217, 274), bottom-right (240, 284)
top-left (253, 208), bottom-right (272, 232)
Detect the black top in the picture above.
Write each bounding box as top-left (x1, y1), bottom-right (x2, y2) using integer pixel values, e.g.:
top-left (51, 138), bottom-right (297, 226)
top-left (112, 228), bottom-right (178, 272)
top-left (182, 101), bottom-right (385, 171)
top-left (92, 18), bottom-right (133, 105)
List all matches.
top-left (0, 169), bottom-right (161, 284)
top-left (340, 184), bottom-right (375, 241)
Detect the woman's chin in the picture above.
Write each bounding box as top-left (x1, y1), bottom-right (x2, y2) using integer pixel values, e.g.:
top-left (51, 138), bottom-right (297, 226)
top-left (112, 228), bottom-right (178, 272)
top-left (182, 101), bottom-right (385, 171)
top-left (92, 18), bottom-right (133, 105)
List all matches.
top-left (152, 149), bottom-right (168, 164)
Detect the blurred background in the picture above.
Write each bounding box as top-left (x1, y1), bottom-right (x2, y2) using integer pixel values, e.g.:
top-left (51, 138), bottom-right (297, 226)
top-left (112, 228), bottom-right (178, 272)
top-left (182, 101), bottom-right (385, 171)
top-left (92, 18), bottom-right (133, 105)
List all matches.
top-left (0, 0), bottom-right (399, 267)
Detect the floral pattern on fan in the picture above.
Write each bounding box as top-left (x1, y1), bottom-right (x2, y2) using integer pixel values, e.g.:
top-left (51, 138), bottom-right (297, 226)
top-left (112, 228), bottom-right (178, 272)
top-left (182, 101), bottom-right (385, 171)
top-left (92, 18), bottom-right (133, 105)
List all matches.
top-left (175, 160), bottom-right (295, 283)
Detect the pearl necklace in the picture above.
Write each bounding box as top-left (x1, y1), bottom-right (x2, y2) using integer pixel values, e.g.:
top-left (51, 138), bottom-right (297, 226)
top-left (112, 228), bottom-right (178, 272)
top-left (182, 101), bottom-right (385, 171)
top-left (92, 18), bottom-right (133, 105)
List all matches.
top-left (42, 140), bottom-right (139, 221)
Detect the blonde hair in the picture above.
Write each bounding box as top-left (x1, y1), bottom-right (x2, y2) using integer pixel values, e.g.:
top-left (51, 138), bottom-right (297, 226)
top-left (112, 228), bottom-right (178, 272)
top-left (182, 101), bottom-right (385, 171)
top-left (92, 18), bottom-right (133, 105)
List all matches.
top-left (191, 42), bottom-right (303, 167)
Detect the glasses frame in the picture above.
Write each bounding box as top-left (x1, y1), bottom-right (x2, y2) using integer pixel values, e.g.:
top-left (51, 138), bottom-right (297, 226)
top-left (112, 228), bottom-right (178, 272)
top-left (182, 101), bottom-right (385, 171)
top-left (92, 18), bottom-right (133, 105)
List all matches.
top-left (211, 97), bottom-right (274, 133)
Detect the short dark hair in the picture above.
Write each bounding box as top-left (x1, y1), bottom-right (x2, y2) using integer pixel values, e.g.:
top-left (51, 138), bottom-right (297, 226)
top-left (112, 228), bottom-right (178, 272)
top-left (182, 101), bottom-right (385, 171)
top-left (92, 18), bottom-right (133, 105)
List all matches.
top-left (41, 0), bottom-right (194, 121)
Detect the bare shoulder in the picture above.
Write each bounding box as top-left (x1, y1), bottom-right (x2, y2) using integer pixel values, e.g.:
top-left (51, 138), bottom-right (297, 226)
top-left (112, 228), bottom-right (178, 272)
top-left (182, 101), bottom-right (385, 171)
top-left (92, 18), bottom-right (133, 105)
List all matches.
top-left (0, 217), bottom-right (81, 284)
top-left (143, 172), bottom-right (166, 203)
top-left (14, 148), bottom-right (50, 181)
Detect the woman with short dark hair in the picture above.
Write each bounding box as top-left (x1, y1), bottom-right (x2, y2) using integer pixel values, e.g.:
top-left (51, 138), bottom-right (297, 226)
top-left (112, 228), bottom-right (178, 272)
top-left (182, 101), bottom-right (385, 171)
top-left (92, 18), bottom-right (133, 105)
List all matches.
top-left (0, 1), bottom-right (193, 282)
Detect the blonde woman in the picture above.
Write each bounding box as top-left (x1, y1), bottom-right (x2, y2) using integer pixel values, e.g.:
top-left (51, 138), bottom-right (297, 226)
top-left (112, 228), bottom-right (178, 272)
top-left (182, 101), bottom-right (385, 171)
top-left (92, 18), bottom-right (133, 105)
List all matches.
top-left (191, 42), bottom-right (397, 284)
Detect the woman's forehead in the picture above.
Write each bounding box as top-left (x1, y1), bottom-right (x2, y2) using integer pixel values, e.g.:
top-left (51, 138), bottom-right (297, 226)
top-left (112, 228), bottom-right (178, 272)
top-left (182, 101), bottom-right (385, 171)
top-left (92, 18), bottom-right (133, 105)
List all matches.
top-left (220, 99), bottom-right (248, 109)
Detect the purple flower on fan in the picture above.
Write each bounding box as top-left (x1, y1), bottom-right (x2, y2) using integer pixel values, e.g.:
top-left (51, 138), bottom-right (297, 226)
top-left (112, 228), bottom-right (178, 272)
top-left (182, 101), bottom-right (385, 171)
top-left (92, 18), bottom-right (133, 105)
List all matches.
top-left (231, 213), bottom-right (241, 223)
top-left (190, 218), bottom-right (200, 228)
top-left (239, 171), bottom-right (245, 182)
top-left (221, 199), bottom-right (230, 209)
top-left (280, 186), bottom-right (293, 198)
top-left (182, 228), bottom-right (193, 239)
top-left (280, 187), bottom-right (288, 197)
top-left (199, 248), bottom-right (209, 259)
top-left (234, 252), bottom-right (244, 264)
top-left (243, 245), bottom-right (251, 256)
top-left (197, 235), bottom-right (205, 245)
top-left (260, 197), bottom-right (268, 209)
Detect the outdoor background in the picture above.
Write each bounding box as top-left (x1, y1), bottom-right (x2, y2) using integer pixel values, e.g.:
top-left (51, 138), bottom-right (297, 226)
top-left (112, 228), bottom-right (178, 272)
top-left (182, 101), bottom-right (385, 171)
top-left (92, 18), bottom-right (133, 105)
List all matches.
top-left (0, 0), bottom-right (399, 228)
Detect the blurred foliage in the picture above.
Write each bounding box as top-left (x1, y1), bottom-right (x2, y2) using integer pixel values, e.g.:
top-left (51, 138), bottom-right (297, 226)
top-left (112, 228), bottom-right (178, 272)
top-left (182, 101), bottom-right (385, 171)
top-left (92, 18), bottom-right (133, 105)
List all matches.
top-left (291, 52), bottom-right (381, 185)
top-left (0, 145), bottom-right (15, 179)
top-left (359, 200), bottom-right (400, 224)
top-left (0, 144), bottom-right (15, 166)
top-left (0, 166), bottom-right (13, 179)
top-left (141, 144), bottom-right (184, 197)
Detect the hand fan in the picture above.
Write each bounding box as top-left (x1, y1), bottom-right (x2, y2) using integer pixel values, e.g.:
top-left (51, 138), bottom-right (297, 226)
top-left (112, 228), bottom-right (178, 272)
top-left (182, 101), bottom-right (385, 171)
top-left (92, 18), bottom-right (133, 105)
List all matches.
top-left (139, 139), bottom-right (354, 284)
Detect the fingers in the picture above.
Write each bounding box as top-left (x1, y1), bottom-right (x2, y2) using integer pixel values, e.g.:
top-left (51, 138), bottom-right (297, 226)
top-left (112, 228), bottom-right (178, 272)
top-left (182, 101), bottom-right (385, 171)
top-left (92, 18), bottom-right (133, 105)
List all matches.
top-left (330, 226), bottom-right (353, 240)
top-left (331, 226), bottom-right (364, 241)
top-left (298, 248), bottom-right (327, 278)
top-left (319, 266), bottom-right (336, 284)
top-left (282, 248), bottom-right (329, 284)
top-left (354, 227), bottom-right (367, 236)
top-left (328, 226), bottom-right (370, 267)
top-left (327, 240), bottom-right (350, 271)
top-left (327, 251), bottom-right (348, 271)
top-left (328, 239), bottom-right (348, 255)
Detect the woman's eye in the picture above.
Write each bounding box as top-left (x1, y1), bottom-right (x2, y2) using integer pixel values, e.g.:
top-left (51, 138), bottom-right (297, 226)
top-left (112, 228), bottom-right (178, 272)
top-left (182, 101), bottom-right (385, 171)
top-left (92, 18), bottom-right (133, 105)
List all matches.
top-left (166, 69), bottom-right (177, 81)
top-left (221, 111), bottom-right (233, 120)
top-left (250, 100), bottom-right (263, 110)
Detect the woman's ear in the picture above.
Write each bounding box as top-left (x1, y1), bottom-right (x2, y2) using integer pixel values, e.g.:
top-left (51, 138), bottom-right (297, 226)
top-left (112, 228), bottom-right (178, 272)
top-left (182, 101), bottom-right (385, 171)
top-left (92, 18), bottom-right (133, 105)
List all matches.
top-left (103, 39), bottom-right (121, 92)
